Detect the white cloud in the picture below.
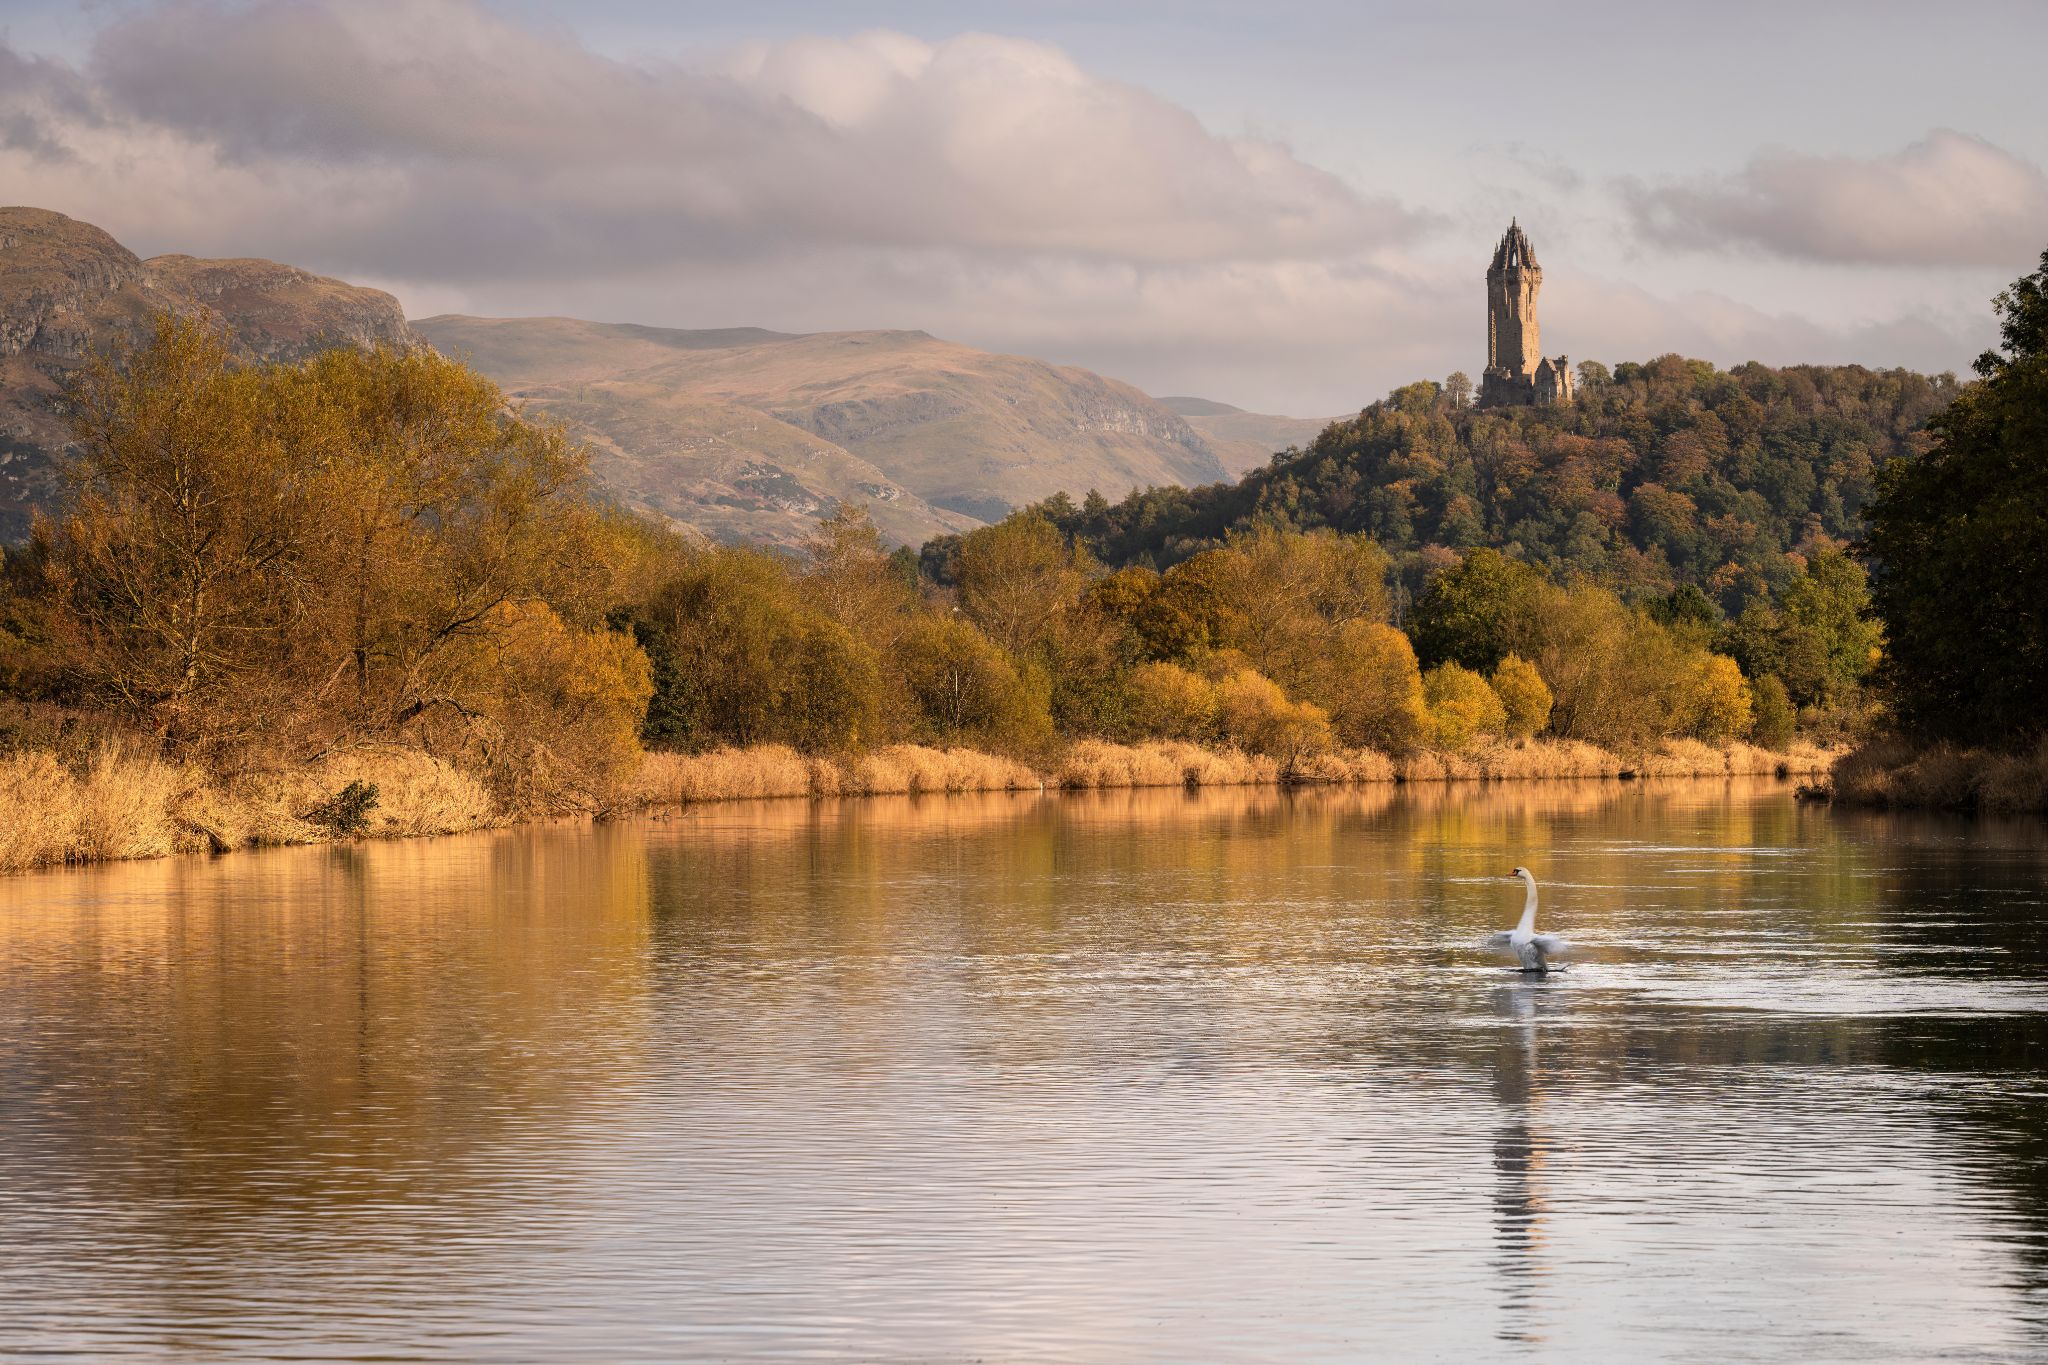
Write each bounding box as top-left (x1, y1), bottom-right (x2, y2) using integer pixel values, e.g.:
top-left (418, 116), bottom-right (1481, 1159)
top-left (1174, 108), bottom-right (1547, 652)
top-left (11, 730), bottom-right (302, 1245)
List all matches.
top-left (0, 2), bottom-right (2005, 413)
top-left (1622, 130), bottom-right (2048, 268)
top-left (23, 0), bottom-right (1412, 275)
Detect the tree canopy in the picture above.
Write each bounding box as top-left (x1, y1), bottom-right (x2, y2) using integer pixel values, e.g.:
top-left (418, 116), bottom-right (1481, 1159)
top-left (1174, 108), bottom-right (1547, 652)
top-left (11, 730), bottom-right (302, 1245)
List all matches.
top-left (1863, 247), bottom-right (2048, 746)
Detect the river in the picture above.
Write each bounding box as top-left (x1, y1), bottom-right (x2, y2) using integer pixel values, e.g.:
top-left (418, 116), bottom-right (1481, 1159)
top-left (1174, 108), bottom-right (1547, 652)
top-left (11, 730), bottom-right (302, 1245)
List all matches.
top-left (2, 779), bottom-right (2045, 1361)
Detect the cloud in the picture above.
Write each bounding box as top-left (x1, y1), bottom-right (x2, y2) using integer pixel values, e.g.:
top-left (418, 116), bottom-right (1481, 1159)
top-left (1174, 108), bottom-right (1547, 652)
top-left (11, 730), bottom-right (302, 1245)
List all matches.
top-left (1622, 130), bottom-right (2048, 267)
top-left (0, 2), bottom-right (2004, 413)
top-left (34, 0), bottom-right (1414, 278)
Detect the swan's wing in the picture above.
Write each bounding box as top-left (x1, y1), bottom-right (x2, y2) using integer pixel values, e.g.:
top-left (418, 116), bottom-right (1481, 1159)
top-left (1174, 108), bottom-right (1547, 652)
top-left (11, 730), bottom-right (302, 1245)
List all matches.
top-left (1484, 931), bottom-right (1515, 951)
top-left (1530, 933), bottom-right (1573, 958)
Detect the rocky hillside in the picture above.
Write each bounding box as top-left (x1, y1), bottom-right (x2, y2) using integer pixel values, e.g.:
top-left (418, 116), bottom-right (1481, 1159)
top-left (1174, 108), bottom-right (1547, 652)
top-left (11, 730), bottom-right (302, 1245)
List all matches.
top-left (0, 207), bottom-right (418, 539)
top-left (418, 316), bottom-right (1230, 546)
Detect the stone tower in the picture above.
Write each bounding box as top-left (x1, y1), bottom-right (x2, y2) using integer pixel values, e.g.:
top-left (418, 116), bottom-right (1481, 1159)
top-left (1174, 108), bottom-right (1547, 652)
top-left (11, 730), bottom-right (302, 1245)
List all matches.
top-left (1478, 220), bottom-right (1574, 408)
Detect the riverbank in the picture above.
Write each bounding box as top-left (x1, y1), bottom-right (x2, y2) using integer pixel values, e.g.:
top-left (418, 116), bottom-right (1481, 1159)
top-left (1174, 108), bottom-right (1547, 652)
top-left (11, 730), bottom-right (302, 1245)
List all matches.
top-left (1819, 737), bottom-right (2048, 814)
top-left (0, 736), bottom-right (1836, 874)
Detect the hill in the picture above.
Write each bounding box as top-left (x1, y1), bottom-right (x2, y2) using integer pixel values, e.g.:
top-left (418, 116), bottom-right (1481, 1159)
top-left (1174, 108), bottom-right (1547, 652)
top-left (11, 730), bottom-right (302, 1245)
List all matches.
top-left (1157, 396), bottom-right (1339, 477)
top-left (1032, 358), bottom-right (1959, 609)
top-left (416, 315), bottom-right (1230, 546)
top-left (0, 207), bottom-right (419, 540)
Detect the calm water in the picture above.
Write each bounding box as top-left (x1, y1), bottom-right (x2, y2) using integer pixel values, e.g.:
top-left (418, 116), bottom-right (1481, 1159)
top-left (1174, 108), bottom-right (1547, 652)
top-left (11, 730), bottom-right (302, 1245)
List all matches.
top-left (3, 780), bottom-right (2047, 1362)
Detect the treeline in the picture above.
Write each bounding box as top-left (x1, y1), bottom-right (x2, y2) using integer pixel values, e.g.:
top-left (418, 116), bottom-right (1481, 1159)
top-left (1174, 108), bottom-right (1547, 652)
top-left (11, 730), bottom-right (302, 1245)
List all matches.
top-left (0, 315), bottom-right (1879, 837)
top-left (619, 504), bottom-right (1867, 766)
top-left (996, 356), bottom-right (1953, 614)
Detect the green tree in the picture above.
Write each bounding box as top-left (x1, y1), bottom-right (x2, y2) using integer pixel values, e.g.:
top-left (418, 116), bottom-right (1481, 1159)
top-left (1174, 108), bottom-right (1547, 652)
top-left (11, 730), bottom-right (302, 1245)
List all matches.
top-left (630, 549), bottom-right (881, 752)
top-left (1749, 674), bottom-right (1796, 749)
top-left (1779, 546), bottom-right (1880, 703)
top-left (1407, 548), bottom-right (1549, 671)
top-left (1865, 244), bottom-right (2048, 741)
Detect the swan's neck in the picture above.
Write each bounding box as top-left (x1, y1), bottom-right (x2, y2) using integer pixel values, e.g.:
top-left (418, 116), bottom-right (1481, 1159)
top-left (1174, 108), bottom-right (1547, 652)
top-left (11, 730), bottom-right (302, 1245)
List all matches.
top-left (1515, 877), bottom-right (1538, 936)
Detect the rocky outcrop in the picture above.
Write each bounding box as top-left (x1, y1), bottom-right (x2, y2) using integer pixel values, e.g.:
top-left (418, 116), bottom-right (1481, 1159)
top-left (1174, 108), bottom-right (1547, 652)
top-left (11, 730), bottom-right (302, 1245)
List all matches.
top-left (0, 207), bottom-right (420, 539)
top-left (144, 254), bottom-right (418, 360)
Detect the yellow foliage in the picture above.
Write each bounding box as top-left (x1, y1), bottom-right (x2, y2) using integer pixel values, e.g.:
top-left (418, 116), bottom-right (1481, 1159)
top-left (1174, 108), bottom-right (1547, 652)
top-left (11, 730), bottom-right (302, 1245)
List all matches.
top-left (1125, 661), bottom-right (1217, 741)
top-left (1296, 620), bottom-right (1428, 752)
top-left (1212, 668), bottom-right (1334, 760)
top-left (452, 601), bottom-right (654, 813)
top-left (1675, 653), bottom-right (1753, 743)
top-left (1489, 653), bottom-right (1552, 738)
top-left (1422, 662), bottom-right (1507, 751)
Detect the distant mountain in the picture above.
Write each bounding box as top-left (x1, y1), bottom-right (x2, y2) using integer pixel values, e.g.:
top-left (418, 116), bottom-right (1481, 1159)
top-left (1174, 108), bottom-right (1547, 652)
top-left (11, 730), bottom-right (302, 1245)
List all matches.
top-left (1157, 396), bottom-right (1341, 477)
top-left (417, 316), bottom-right (1230, 546)
top-left (0, 208), bottom-right (1263, 550)
top-left (0, 207), bottom-right (419, 540)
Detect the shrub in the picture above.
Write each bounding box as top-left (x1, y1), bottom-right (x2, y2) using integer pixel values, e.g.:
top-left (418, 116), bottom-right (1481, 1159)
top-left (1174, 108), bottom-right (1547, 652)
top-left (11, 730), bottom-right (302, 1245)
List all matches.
top-left (1676, 653), bottom-right (1753, 743)
top-left (304, 780), bottom-right (381, 838)
top-left (1213, 668), bottom-right (1334, 761)
top-left (1297, 620), bottom-right (1428, 752)
top-left (1423, 662), bottom-right (1507, 751)
top-left (1124, 661), bottom-right (1217, 741)
top-left (452, 601), bottom-right (656, 811)
top-left (1489, 654), bottom-right (1552, 739)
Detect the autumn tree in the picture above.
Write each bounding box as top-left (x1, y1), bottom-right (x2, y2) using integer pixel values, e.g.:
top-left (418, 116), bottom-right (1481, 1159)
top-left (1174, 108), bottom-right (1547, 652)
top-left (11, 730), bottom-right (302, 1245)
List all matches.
top-left (1488, 654), bottom-right (1552, 739)
top-left (1423, 662), bottom-right (1506, 751)
top-left (54, 315), bottom-right (313, 751)
top-left (953, 513), bottom-right (1091, 657)
top-left (896, 615), bottom-right (1052, 753)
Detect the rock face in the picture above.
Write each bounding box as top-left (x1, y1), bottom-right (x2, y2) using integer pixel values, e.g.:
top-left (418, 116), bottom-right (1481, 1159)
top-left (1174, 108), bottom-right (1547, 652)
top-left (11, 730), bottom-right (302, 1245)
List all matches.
top-left (0, 207), bottom-right (418, 540)
top-left (418, 316), bottom-right (1229, 546)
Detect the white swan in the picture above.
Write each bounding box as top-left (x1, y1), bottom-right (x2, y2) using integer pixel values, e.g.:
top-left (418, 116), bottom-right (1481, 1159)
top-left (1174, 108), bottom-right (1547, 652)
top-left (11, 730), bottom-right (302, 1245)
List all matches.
top-left (1487, 867), bottom-right (1571, 973)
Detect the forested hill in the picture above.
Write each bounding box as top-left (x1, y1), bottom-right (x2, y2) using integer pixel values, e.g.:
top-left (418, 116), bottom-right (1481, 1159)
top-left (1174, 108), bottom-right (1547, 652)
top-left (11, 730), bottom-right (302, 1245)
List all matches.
top-left (1019, 356), bottom-right (1958, 609)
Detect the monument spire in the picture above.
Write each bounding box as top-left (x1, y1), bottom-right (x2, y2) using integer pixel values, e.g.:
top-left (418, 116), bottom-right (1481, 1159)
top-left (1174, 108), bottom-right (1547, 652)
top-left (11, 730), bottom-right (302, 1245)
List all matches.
top-left (1478, 219), bottom-right (1573, 408)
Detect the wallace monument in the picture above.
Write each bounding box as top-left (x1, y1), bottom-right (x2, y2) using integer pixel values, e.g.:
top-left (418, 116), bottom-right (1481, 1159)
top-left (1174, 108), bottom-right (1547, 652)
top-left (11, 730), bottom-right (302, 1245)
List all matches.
top-left (1478, 220), bottom-right (1575, 407)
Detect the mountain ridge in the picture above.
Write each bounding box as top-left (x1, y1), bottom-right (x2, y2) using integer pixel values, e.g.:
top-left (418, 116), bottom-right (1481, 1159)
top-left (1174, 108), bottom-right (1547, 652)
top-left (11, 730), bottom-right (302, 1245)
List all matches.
top-left (0, 209), bottom-right (1323, 548)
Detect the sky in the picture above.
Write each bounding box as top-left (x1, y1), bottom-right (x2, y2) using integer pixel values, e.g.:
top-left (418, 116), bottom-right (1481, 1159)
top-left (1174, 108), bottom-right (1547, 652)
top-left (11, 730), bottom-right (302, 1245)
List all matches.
top-left (3, 0), bottom-right (2044, 414)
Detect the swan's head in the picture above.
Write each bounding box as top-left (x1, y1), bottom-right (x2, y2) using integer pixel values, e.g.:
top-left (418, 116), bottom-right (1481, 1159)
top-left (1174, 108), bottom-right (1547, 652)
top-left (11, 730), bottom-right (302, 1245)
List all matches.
top-left (1507, 866), bottom-right (1531, 880)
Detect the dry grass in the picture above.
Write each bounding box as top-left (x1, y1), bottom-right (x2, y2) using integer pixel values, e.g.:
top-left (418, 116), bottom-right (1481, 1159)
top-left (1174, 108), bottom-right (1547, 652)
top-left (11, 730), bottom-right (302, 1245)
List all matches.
top-left (1, 730), bottom-right (1852, 876)
top-left (1829, 736), bottom-right (2048, 814)
top-left (634, 745), bottom-right (816, 804)
top-left (0, 744), bottom-right (194, 871)
top-left (840, 745), bottom-right (1040, 796)
top-left (1054, 740), bottom-right (1277, 789)
top-left (1288, 748), bottom-right (1398, 783)
top-left (632, 743), bottom-right (1041, 805)
top-left (0, 742), bottom-right (504, 873)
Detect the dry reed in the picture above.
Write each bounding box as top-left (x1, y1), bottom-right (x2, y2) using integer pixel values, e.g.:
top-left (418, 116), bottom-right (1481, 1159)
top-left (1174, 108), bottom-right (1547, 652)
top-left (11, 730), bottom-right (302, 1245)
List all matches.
top-left (0, 730), bottom-right (1855, 877)
top-left (1053, 740), bottom-right (1277, 789)
top-left (1829, 736), bottom-right (2048, 814)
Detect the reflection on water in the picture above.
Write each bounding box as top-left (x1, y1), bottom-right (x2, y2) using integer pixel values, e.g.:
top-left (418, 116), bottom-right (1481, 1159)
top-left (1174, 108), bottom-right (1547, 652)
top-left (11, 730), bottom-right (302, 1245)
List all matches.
top-left (3, 779), bottom-right (2047, 1360)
